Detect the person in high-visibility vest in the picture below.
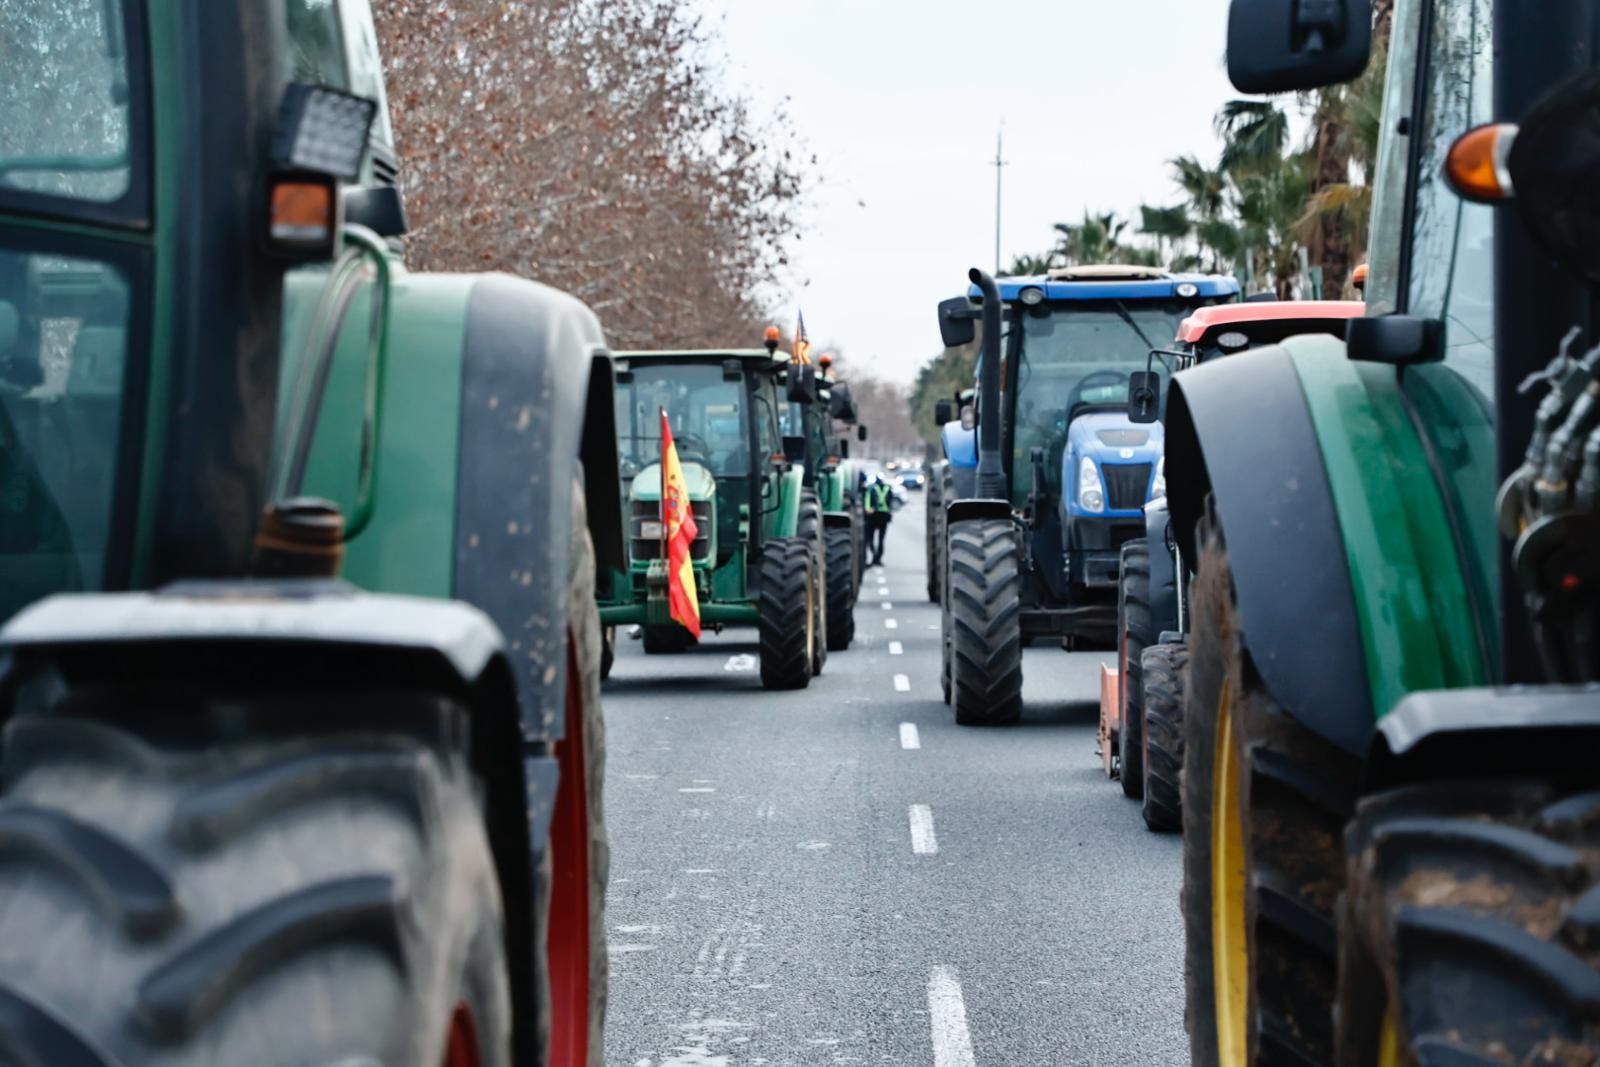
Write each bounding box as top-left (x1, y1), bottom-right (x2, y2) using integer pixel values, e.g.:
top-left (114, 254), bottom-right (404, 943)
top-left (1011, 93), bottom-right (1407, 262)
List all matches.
top-left (864, 475), bottom-right (893, 566)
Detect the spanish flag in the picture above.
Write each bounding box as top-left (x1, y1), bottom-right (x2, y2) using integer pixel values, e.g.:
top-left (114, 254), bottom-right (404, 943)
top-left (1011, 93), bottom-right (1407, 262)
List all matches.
top-left (792, 310), bottom-right (812, 365)
top-left (660, 409), bottom-right (702, 638)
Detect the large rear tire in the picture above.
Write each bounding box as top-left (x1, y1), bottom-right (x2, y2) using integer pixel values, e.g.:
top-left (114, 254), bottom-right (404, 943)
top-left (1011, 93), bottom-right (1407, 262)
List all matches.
top-left (947, 517), bottom-right (1023, 726)
top-left (825, 526), bottom-right (855, 651)
top-left (1139, 641), bottom-right (1186, 833)
top-left (1117, 539), bottom-right (1152, 799)
top-left (758, 538), bottom-right (816, 690)
top-left (0, 690), bottom-right (512, 1067)
top-left (1337, 779), bottom-right (1600, 1067)
top-left (1182, 504), bottom-right (1358, 1067)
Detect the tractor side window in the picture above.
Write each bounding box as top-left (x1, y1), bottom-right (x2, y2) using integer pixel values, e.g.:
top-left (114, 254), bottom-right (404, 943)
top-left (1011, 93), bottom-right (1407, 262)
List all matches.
top-left (0, 248), bottom-right (133, 620)
top-left (1405, 0), bottom-right (1495, 407)
top-left (285, 0), bottom-right (349, 90)
top-left (0, 0), bottom-right (139, 208)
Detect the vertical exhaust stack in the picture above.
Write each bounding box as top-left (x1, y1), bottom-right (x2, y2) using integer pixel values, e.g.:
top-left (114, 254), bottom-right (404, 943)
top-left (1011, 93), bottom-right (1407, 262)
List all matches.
top-left (968, 268), bottom-right (1007, 499)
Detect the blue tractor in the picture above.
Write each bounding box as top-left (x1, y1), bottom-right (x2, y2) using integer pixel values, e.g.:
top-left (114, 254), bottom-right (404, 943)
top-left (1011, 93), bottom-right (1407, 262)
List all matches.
top-left (935, 265), bottom-right (1238, 724)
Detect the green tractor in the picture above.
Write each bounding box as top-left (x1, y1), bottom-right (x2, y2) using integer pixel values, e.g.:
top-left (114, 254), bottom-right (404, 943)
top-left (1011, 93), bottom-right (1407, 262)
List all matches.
top-left (1165, 1), bottom-right (1600, 1063)
top-left (600, 343), bottom-right (826, 687)
top-left (795, 354), bottom-right (869, 650)
top-left (0, 2), bottom-right (617, 1064)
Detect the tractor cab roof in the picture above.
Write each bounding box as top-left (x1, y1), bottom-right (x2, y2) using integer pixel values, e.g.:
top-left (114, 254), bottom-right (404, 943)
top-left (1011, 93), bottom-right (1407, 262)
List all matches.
top-left (1175, 300), bottom-right (1364, 345)
top-left (615, 349), bottom-right (777, 363)
top-left (970, 266), bottom-right (1240, 304)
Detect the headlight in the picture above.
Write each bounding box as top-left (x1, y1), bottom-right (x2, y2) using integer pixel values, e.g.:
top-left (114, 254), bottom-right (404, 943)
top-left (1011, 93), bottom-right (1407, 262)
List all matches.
top-left (1019, 286), bottom-right (1046, 306)
top-left (1077, 456), bottom-right (1103, 513)
top-left (1151, 456), bottom-right (1166, 500)
top-left (1176, 282), bottom-right (1199, 298)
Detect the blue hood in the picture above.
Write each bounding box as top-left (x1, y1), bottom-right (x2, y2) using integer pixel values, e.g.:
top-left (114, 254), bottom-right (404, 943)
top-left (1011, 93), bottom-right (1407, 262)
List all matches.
top-left (942, 421), bottom-right (977, 469)
top-left (1061, 412), bottom-right (1164, 521)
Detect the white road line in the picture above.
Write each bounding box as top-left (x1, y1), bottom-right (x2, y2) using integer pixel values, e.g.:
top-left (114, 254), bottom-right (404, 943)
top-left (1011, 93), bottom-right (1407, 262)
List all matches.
top-left (880, 601), bottom-right (893, 610)
top-left (900, 723), bottom-right (921, 749)
top-left (894, 674), bottom-right (911, 692)
top-left (885, 618), bottom-right (899, 630)
top-left (679, 787), bottom-right (716, 793)
top-left (889, 641), bottom-right (904, 655)
top-left (927, 966), bottom-right (977, 1067)
top-left (908, 804), bottom-right (938, 854)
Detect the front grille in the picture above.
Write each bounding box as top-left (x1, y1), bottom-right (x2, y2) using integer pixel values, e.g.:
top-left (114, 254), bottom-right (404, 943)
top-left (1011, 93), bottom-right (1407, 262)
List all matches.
top-left (1102, 463), bottom-right (1152, 511)
top-left (629, 500), bottom-right (712, 561)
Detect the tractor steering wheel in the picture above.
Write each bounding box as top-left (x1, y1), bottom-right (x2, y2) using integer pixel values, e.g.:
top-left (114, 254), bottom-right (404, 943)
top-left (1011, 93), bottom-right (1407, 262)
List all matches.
top-left (675, 433), bottom-right (711, 464)
top-left (1066, 370), bottom-right (1131, 419)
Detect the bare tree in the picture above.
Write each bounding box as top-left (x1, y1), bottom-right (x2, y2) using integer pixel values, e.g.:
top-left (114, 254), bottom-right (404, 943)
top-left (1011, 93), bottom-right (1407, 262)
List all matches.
top-left (376, 0), bottom-right (806, 348)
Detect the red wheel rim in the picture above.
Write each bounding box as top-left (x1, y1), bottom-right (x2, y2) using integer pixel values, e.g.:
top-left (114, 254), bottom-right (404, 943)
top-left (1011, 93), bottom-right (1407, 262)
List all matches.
top-left (442, 1003), bottom-right (481, 1067)
top-left (548, 633), bottom-right (592, 1066)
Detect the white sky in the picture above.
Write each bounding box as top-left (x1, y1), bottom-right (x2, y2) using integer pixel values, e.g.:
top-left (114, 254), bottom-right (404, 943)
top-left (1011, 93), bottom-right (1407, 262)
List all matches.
top-left (693, 0), bottom-right (1241, 384)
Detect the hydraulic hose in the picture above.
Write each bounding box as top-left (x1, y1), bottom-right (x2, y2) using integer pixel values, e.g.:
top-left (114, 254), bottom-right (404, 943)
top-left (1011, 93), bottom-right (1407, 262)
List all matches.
top-left (969, 268), bottom-right (1007, 500)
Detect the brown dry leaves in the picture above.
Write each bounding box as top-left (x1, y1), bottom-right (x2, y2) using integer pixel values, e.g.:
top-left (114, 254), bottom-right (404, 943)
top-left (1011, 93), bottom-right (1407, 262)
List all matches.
top-left (375, 0), bottom-right (805, 348)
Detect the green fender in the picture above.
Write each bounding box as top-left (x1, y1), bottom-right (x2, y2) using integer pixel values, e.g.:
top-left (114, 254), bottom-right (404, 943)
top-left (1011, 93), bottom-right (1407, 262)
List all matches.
top-left (765, 464), bottom-right (806, 540)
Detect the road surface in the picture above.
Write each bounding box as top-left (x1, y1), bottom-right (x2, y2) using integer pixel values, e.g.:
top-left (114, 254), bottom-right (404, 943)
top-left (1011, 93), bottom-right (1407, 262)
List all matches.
top-left (602, 502), bottom-right (1187, 1066)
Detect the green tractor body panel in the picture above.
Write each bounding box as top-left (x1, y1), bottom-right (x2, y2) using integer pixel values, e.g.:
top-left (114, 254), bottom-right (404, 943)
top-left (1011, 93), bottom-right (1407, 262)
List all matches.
top-left (600, 349), bottom-right (801, 629)
top-left (1285, 337), bottom-right (1493, 721)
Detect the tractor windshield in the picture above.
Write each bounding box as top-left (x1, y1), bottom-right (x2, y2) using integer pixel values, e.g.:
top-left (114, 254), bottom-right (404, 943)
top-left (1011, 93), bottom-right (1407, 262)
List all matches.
top-left (1010, 300), bottom-right (1194, 495)
top-left (0, 0), bottom-right (143, 213)
top-left (615, 363), bottom-right (753, 479)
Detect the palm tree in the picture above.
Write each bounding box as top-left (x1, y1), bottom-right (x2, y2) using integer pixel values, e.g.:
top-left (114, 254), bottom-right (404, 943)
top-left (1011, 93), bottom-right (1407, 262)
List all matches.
top-left (1169, 155), bottom-right (1234, 272)
top-left (1215, 99), bottom-right (1290, 175)
top-left (1003, 253), bottom-right (1055, 277)
top-left (1139, 204), bottom-right (1192, 268)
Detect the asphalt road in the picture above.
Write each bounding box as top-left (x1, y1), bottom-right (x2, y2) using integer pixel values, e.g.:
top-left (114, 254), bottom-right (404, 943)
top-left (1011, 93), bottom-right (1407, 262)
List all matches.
top-left (601, 502), bottom-right (1187, 1067)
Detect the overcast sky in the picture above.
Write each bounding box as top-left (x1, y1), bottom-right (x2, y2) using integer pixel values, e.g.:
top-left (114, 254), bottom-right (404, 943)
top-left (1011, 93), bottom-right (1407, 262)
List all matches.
top-left (691, 0), bottom-right (1242, 384)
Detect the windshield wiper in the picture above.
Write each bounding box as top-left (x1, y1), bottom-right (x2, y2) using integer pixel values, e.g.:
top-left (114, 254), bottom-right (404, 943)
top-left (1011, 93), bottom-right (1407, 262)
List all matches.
top-left (1112, 300), bottom-right (1159, 354)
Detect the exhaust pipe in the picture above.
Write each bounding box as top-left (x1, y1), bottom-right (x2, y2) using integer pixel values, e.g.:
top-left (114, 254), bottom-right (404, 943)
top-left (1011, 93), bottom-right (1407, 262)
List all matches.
top-left (969, 268), bottom-right (1007, 499)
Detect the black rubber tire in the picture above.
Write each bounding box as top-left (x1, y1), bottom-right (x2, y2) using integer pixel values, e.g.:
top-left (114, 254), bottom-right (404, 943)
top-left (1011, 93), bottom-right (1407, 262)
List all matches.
top-left (947, 517), bottom-right (1023, 726)
top-left (926, 470), bottom-right (943, 603)
top-left (1139, 641), bottom-right (1186, 833)
top-left (1335, 779), bottom-right (1600, 1067)
top-left (1118, 539), bottom-right (1152, 799)
top-left (798, 492), bottom-right (827, 677)
top-left (758, 537), bottom-right (816, 690)
top-left (0, 694), bottom-right (512, 1066)
top-left (824, 526), bottom-right (855, 651)
top-left (641, 623), bottom-right (692, 655)
top-left (600, 625), bottom-right (615, 681)
top-left (1182, 502), bottom-right (1359, 1067)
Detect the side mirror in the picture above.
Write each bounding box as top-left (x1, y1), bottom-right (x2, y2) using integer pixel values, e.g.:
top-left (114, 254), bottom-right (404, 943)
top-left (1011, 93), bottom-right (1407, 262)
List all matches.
top-left (1347, 315), bottom-right (1444, 366)
top-left (1226, 0), bottom-right (1372, 94)
top-left (782, 435), bottom-right (807, 464)
top-left (857, 425), bottom-right (868, 442)
top-left (934, 399), bottom-right (953, 425)
top-left (1128, 372), bottom-right (1161, 424)
top-left (938, 297), bottom-right (977, 349)
top-left (786, 364), bottom-right (818, 403)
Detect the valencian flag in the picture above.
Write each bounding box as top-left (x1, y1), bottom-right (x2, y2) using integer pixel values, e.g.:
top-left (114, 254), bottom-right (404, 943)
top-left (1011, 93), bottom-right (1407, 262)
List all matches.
top-left (660, 408), bottom-right (702, 638)
top-left (792, 310), bottom-right (812, 365)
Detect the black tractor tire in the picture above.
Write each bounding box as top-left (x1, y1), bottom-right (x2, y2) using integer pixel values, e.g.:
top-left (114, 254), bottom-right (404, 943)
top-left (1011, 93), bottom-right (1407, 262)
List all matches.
top-left (926, 472), bottom-right (944, 603)
top-left (947, 517), bottom-right (1024, 726)
top-left (1139, 641), bottom-right (1186, 833)
top-left (758, 537), bottom-right (816, 690)
top-left (641, 623), bottom-right (692, 655)
top-left (0, 696), bottom-right (513, 1067)
top-left (600, 625), bottom-right (615, 681)
top-left (824, 526), bottom-right (856, 651)
top-left (1332, 779), bottom-right (1600, 1067)
top-left (1117, 539), bottom-right (1153, 799)
top-left (1182, 502), bottom-right (1359, 1067)
top-left (798, 492), bottom-right (827, 676)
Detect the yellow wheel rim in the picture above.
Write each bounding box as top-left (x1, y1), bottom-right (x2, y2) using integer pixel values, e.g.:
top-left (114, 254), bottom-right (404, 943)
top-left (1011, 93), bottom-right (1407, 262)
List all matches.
top-left (1377, 1007), bottom-right (1401, 1067)
top-left (1211, 679), bottom-right (1250, 1063)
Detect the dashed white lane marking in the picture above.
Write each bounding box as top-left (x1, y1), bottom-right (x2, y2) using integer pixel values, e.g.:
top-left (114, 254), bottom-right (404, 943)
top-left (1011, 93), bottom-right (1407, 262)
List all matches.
top-left (900, 723), bottom-right (921, 749)
top-left (909, 804), bottom-right (938, 854)
top-left (894, 674), bottom-right (911, 692)
top-left (889, 641), bottom-right (904, 655)
top-left (881, 601), bottom-right (894, 610)
top-left (679, 787), bottom-right (716, 793)
top-left (927, 965), bottom-right (978, 1067)
top-left (885, 618), bottom-right (899, 630)
top-left (723, 653), bottom-right (756, 672)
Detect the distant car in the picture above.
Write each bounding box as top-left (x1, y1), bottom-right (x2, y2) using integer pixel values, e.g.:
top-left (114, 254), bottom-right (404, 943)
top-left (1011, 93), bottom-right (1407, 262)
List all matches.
top-left (896, 466), bottom-right (927, 491)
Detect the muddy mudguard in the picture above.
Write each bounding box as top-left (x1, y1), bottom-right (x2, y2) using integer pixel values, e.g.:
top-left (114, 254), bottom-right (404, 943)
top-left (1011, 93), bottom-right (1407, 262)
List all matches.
top-left (1164, 347), bottom-right (1372, 756)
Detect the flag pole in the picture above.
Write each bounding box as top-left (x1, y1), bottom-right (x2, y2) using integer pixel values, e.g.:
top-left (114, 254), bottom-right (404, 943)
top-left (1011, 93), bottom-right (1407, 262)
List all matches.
top-left (659, 406), bottom-right (669, 562)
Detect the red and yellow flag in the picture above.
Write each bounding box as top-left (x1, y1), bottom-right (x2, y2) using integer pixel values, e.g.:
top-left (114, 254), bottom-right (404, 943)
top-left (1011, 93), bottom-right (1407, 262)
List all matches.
top-left (660, 409), bottom-right (701, 638)
top-left (792, 310), bottom-right (812, 365)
